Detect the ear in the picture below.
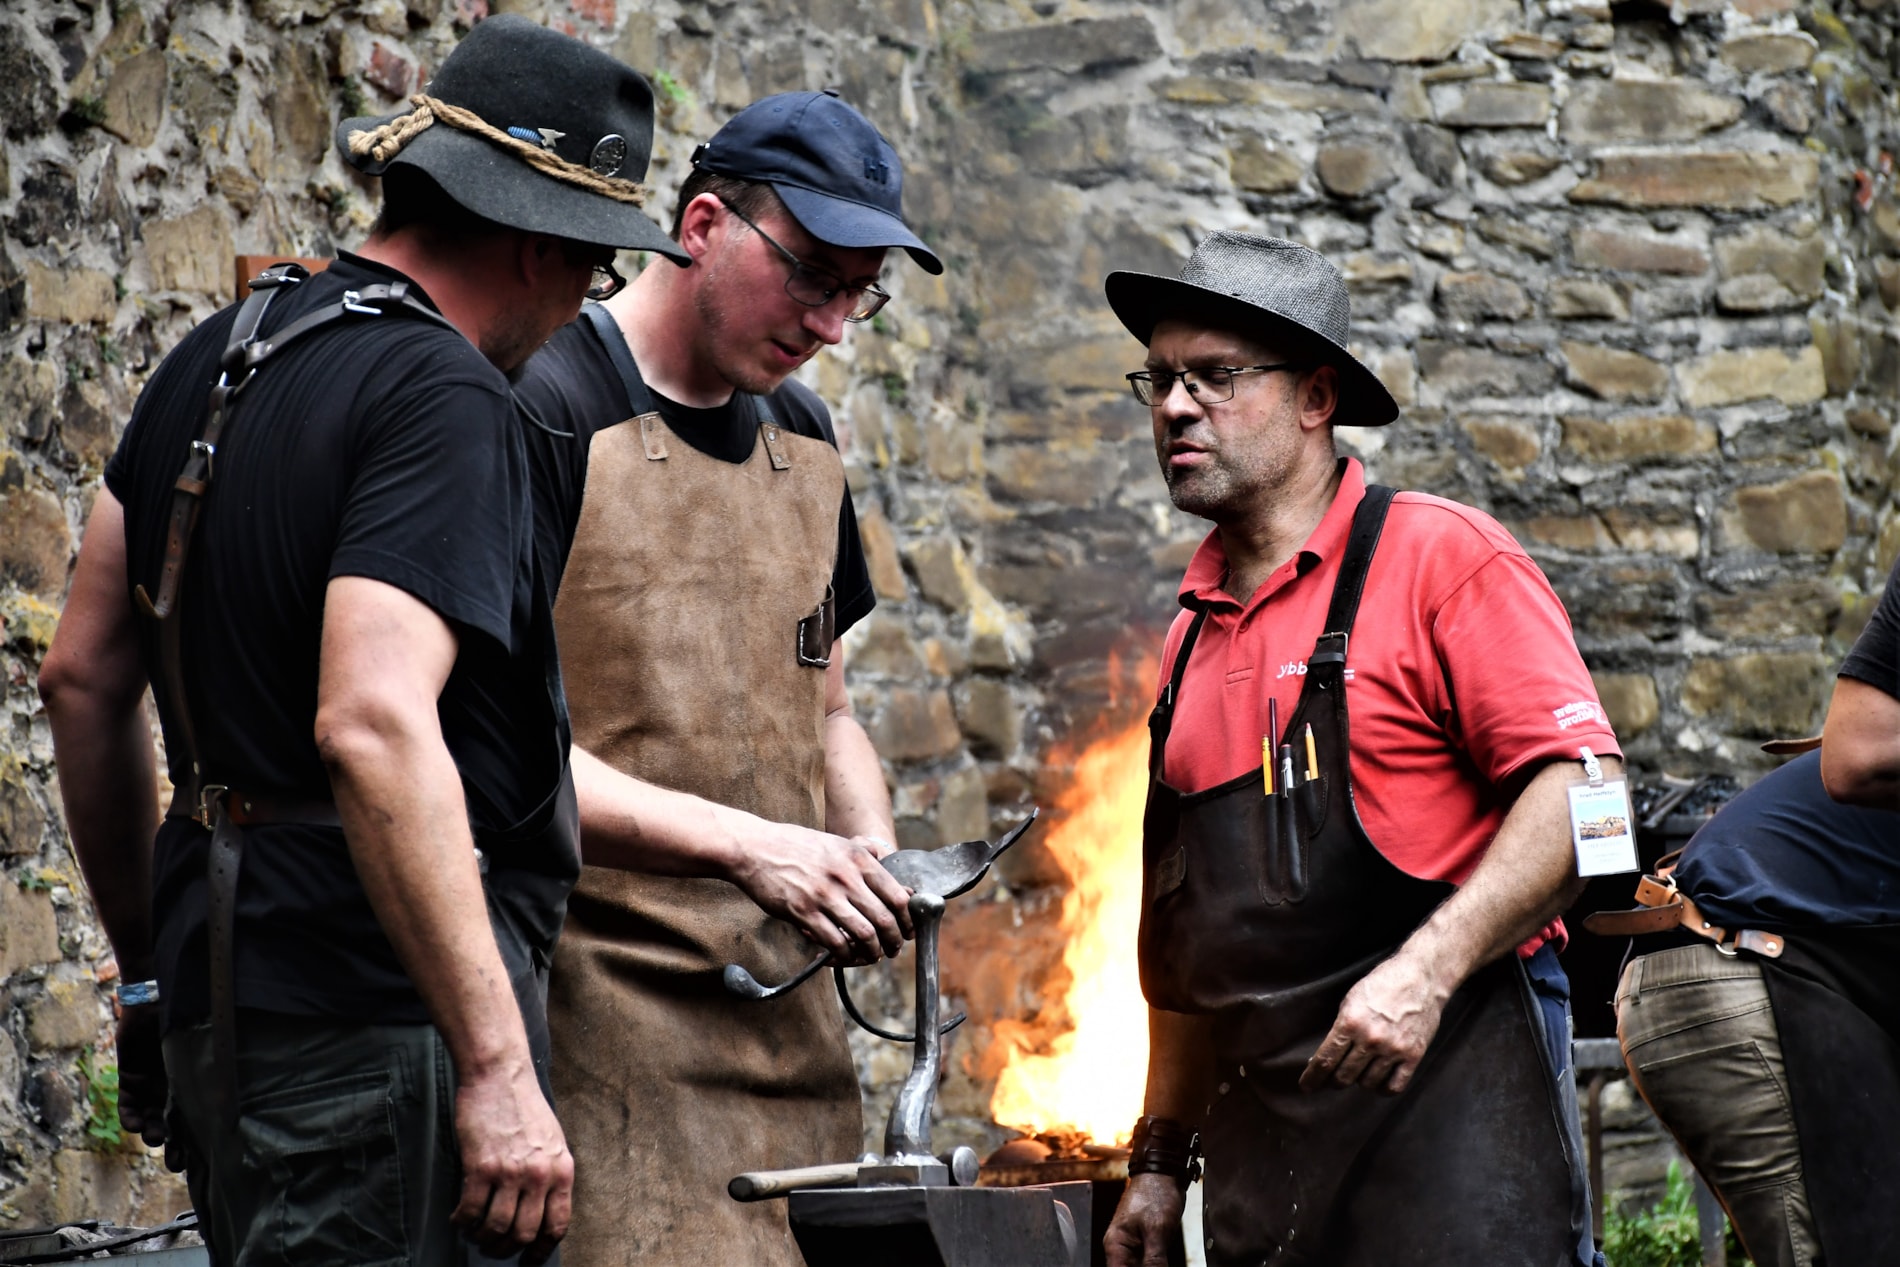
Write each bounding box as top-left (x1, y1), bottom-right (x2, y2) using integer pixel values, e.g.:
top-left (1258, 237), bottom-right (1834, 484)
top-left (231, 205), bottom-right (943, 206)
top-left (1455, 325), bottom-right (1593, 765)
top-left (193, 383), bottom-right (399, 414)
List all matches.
top-left (1299, 363), bottom-right (1340, 432)
top-left (514, 232), bottom-right (557, 292)
top-left (675, 193), bottom-right (726, 266)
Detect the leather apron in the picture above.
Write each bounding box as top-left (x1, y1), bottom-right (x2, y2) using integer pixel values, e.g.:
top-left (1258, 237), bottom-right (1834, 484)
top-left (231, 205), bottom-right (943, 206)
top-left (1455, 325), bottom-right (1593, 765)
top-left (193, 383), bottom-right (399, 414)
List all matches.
top-left (1138, 486), bottom-right (1592, 1267)
top-left (546, 307), bottom-right (859, 1267)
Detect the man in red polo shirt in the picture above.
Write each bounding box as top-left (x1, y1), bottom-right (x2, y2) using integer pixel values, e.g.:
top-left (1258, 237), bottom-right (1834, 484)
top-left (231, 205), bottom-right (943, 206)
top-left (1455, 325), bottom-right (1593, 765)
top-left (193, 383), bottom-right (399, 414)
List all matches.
top-left (1102, 232), bottom-right (1619, 1267)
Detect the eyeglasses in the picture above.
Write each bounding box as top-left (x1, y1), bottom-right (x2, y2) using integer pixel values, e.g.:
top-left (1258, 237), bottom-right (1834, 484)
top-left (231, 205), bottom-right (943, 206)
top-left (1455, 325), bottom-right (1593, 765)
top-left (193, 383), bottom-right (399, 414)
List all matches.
top-left (1125, 363), bottom-right (1308, 406)
top-left (720, 200), bottom-right (891, 323)
top-left (586, 259), bottom-right (626, 303)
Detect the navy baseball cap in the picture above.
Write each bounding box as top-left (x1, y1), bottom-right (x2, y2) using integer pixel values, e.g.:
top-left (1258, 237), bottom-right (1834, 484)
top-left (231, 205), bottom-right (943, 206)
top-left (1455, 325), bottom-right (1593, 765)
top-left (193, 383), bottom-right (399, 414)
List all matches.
top-left (690, 91), bottom-right (942, 275)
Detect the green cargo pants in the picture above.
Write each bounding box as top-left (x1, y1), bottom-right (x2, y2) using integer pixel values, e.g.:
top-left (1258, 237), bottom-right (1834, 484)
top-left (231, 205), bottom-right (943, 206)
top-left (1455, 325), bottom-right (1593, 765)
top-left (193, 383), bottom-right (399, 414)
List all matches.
top-left (163, 1011), bottom-right (465, 1267)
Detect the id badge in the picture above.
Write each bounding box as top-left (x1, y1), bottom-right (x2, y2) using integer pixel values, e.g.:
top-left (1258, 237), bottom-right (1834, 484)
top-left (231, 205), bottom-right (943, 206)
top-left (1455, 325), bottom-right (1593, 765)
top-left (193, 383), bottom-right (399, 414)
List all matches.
top-left (1568, 747), bottom-right (1637, 877)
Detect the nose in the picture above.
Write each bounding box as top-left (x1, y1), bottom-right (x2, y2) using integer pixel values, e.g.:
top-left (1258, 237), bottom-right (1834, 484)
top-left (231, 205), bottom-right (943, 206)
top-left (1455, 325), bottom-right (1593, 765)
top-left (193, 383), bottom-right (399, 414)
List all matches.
top-left (1155, 374), bottom-right (1204, 430)
top-left (802, 295), bottom-right (852, 346)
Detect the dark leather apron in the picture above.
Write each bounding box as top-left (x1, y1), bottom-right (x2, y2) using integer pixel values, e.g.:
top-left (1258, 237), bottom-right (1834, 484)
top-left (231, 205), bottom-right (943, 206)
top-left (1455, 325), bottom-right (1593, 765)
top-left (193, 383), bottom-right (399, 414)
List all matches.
top-left (1138, 485), bottom-right (1593, 1267)
top-left (1758, 929), bottom-right (1900, 1263)
top-left (545, 305), bottom-right (858, 1267)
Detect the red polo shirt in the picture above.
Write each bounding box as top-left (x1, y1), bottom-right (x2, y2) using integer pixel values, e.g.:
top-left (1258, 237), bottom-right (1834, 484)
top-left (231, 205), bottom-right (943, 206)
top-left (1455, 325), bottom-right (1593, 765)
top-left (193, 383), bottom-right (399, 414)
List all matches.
top-left (1157, 459), bottom-right (1620, 955)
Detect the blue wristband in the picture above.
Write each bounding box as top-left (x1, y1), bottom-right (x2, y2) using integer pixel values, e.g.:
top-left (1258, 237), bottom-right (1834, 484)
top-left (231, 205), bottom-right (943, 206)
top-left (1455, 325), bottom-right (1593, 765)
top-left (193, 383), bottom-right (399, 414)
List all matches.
top-left (115, 979), bottom-right (161, 1007)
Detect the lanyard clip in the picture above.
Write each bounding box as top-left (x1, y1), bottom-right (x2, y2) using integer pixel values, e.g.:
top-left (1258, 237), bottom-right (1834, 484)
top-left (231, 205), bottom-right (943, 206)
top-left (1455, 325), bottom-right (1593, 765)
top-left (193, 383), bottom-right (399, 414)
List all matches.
top-left (1580, 746), bottom-right (1604, 788)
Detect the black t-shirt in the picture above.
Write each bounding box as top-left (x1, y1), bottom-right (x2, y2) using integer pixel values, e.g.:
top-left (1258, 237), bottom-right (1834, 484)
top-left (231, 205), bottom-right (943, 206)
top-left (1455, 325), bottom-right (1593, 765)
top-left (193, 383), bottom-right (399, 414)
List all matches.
top-left (1840, 554), bottom-right (1900, 700)
top-left (510, 310), bottom-right (875, 635)
top-left (105, 253), bottom-right (568, 1031)
top-left (1674, 751), bottom-right (1900, 930)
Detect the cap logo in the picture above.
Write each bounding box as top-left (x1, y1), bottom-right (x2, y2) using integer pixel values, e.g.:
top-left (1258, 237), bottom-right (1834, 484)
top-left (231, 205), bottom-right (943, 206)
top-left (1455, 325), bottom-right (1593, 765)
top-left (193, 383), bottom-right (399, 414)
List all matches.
top-left (590, 134), bottom-right (628, 176)
top-left (862, 155), bottom-right (890, 186)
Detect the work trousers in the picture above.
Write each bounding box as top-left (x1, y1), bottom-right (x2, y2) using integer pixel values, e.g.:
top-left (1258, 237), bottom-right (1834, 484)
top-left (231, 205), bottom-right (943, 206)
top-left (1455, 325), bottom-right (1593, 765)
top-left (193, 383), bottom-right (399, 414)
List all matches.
top-left (164, 1011), bottom-right (464, 1267)
top-left (1615, 943), bottom-right (1820, 1267)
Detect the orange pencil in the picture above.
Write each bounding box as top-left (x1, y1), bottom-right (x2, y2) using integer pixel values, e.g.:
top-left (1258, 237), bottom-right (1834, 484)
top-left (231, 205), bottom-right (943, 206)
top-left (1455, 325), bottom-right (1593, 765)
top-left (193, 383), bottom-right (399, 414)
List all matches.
top-left (1304, 723), bottom-right (1319, 780)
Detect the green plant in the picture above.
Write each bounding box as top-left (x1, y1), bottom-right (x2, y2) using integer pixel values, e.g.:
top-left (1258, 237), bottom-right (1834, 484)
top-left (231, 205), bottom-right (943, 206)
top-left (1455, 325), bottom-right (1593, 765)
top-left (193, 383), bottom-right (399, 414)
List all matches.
top-left (338, 76), bottom-right (367, 122)
top-left (69, 94), bottom-right (107, 127)
top-left (76, 1047), bottom-right (122, 1149)
top-left (97, 333), bottom-right (123, 368)
top-left (870, 313), bottom-right (891, 336)
top-left (651, 69), bottom-right (692, 109)
top-left (879, 371), bottom-right (908, 408)
top-left (112, 273), bottom-right (127, 303)
top-left (1603, 1161), bottom-right (1752, 1267)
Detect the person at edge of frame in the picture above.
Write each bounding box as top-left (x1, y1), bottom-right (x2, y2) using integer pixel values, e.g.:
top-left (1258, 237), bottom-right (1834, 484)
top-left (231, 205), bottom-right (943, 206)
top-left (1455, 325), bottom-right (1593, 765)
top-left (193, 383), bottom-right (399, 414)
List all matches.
top-left (1097, 231), bottom-right (1619, 1267)
top-left (508, 90), bottom-right (939, 1266)
top-left (38, 17), bottom-right (686, 1265)
top-left (1821, 551), bottom-right (1900, 811)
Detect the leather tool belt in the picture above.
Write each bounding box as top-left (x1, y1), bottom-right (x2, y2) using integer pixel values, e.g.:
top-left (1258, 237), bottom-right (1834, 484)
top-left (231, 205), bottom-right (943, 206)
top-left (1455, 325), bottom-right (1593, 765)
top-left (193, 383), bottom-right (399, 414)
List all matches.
top-left (1583, 858), bottom-right (1785, 959)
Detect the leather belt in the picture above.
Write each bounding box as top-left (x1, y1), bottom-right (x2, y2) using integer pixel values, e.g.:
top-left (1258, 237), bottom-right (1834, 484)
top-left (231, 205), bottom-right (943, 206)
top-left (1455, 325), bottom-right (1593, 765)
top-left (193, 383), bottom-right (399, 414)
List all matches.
top-left (166, 786), bottom-right (342, 829)
top-left (1583, 871), bottom-right (1785, 959)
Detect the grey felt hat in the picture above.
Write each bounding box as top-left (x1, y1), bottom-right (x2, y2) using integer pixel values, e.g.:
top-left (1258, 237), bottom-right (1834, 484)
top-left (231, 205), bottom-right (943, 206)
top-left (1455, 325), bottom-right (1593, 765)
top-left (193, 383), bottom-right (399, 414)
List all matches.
top-left (336, 15), bottom-right (686, 261)
top-left (1104, 231), bottom-right (1398, 427)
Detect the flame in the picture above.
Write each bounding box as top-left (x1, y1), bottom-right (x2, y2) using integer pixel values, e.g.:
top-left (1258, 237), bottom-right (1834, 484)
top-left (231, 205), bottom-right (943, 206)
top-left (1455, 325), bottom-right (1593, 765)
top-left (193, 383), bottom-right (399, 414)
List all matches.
top-left (988, 705), bottom-right (1155, 1145)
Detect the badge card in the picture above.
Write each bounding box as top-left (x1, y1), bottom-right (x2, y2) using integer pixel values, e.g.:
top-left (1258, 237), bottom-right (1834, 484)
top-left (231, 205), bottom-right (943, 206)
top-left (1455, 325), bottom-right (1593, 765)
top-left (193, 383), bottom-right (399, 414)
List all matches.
top-left (1568, 779), bottom-right (1638, 877)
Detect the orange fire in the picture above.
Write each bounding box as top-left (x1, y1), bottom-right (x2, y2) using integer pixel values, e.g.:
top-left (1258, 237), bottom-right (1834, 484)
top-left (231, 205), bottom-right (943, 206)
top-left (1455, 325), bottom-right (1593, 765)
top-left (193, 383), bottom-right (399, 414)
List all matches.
top-left (988, 711), bottom-right (1155, 1145)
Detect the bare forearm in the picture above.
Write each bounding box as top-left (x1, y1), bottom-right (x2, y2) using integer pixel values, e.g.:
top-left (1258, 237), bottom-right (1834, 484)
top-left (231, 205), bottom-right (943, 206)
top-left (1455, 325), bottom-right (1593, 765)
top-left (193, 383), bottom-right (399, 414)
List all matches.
top-left (46, 692), bottom-right (159, 977)
top-left (1142, 1007), bottom-right (1217, 1126)
top-left (824, 713), bottom-right (894, 843)
top-left (1395, 758), bottom-right (1600, 993)
top-left (571, 743), bottom-right (759, 875)
top-left (1821, 677), bottom-right (1900, 810)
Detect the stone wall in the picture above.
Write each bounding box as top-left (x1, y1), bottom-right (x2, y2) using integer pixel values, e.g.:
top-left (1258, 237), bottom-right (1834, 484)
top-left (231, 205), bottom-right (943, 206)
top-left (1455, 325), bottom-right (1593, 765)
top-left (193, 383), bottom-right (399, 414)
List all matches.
top-left (1, 0), bottom-right (1895, 1227)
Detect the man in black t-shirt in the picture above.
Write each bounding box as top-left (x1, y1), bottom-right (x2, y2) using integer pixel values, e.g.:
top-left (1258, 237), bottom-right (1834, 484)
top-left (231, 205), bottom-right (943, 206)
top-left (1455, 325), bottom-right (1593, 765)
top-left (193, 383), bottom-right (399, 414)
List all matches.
top-left (1823, 553), bottom-right (1900, 809)
top-left (39, 20), bottom-right (686, 1264)
top-left (511, 92), bottom-right (940, 1266)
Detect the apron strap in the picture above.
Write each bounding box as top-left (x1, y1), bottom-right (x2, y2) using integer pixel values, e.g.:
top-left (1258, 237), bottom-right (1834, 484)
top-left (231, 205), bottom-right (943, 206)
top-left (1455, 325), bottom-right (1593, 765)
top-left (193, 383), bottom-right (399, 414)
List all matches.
top-left (1311, 483), bottom-right (1397, 668)
top-left (582, 302), bottom-right (655, 417)
top-left (1148, 606), bottom-right (1210, 778)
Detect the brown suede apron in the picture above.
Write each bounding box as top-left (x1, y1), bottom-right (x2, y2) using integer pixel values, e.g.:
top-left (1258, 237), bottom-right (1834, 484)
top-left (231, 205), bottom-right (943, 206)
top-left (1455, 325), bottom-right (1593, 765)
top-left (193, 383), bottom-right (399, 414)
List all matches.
top-left (1138, 486), bottom-right (1593, 1266)
top-left (546, 307), bottom-right (860, 1266)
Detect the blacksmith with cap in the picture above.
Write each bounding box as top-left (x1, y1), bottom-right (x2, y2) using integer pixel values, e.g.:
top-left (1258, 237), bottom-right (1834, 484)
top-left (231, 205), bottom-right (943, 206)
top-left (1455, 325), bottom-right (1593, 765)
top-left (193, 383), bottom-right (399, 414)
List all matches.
top-left (40, 17), bottom-right (682, 1264)
top-left (1100, 232), bottom-right (1619, 1267)
top-left (510, 91), bottom-right (939, 1265)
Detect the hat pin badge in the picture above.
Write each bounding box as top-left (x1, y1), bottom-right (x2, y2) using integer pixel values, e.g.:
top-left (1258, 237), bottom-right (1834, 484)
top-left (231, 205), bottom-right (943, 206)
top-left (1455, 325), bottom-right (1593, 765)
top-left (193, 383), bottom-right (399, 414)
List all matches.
top-left (505, 126), bottom-right (565, 151)
top-left (589, 134), bottom-right (628, 176)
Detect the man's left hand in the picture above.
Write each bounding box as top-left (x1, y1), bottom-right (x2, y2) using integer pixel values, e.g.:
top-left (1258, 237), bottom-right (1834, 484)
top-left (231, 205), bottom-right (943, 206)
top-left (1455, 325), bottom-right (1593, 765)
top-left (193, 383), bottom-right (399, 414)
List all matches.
top-left (1299, 951), bottom-right (1450, 1095)
top-left (115, 1004), bottom-right (170, 1151)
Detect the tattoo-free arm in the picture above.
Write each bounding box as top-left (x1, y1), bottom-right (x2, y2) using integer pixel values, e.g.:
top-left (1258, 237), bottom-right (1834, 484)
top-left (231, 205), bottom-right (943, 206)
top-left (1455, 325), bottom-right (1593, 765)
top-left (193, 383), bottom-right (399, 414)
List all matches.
top-left (316, 576), bottom-right (571, 1258)
top-left (1301, 756), bottom-right (1605, 1094)
top-left (1104, 1008), bottom-right (1216, 1267)
top-left (822, 648), bottom-right (897, 845)
top-left (1820, 676), bottom-right (1900, 811)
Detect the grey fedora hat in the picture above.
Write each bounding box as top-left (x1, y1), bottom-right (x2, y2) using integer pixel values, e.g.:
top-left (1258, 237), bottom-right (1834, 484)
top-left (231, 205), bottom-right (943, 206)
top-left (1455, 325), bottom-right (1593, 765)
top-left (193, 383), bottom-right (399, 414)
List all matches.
top-left (336, 15), bottom-right (686, 261)
top-left (1105, 231), bottom-right (1398, 427)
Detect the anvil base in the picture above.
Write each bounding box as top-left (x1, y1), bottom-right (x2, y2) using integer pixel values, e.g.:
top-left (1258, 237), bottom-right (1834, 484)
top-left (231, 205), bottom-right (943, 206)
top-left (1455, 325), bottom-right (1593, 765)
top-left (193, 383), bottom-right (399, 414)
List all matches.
top-left (789, 1180), bottom-right (1091, 1267)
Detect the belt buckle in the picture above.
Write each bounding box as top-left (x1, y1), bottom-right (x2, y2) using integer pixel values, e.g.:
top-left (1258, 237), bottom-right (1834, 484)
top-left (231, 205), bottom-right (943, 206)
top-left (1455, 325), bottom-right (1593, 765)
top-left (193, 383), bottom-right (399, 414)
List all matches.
top-left (196, 784), bottom-right (229, 829)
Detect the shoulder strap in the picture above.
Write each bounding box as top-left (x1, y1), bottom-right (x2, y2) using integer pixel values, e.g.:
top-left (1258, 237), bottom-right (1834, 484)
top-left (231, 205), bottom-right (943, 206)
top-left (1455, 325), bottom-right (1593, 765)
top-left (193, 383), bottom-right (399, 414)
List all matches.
top-left (581, 302), bottom-right (654, 417)
top-left (1309, 484), bottom-right (1396, 670)
top-left (1147, 606), bottom-right (1211, 777)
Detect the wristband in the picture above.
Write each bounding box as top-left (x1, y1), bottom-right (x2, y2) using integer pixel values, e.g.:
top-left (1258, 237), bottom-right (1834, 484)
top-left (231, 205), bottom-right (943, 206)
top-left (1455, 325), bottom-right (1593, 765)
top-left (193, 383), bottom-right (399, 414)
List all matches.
top-left (115, 979), bottom-right (162, 1007)
top-left (1126, 1114), bottom-right (1202, 1186)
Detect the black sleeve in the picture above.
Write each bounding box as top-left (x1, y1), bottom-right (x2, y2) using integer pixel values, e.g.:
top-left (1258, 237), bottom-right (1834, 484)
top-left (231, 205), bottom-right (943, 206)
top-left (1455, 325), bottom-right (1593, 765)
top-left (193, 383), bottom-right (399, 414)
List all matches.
top-left (768, 378), bottom-right (875, 637)
top-left (328, 350), bottom-right (531, 653)
top-left (1840, 555), bottom-right (1900, 701)
top-left (512, 320), bottom-right (625, 597)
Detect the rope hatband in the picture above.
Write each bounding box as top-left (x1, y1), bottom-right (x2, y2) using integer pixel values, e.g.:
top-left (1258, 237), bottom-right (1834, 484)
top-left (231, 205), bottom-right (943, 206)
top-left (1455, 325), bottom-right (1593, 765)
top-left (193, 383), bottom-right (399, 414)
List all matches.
top-left (348, 94), bottom-right (647, 206)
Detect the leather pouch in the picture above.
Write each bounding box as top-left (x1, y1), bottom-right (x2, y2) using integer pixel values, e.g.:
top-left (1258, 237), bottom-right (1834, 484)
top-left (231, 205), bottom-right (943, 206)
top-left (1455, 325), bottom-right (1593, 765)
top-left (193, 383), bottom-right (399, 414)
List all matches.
top-left (795, 586), bottom-right (836, 668)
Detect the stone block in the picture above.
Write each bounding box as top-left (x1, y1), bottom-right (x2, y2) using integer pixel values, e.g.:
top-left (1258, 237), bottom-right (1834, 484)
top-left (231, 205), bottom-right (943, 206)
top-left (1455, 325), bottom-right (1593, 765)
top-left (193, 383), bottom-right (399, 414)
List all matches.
top-left (0, 488), bottom-right (71, 598)
top-left (1357, 346), bottom-right (1417, 407)
top-left (1227, 136), bottom-right (1303, 194)
top-left (985, 443), bottom-right (1122, 508)
top-left (27, 968), bottom-right (107, 1051)
top-left (1571, 224), bottom-right (1708, 275)
top-left (50, 1148), bottom-right (132, 1225)
top-left (1560, 414), bottom-right (1714, 462)
top-left (1807, 315), bottom-right (1861, 397)
top-left (1846, 408), bottom-right (1891, 438)
top-left (963, 16), bottom-right (1158, 76)
top-left (0, 880), bottom-right (59, 976)
top-left (1570, 151), bottom-right (1820, 210)
top-left (23, 260), bottom-right (116, 326)
top-left (904, 536), bottom-right (979, 612)
top-left (1461, 416), bottom-right (1541, 470)
top-left (270, 40), bottom-right (330, 165)
top-left (1516, 514), bottom-right (1613, 551)
top-left (1562, 341), bottom-right (1669, 402)
top-left (957, 678), bottom-right (1022, 758)
top-left (936, 764), bottom-right (990, 846)
top-left (1417, 342), bottom-right (1556, 397)
top-left (141, 205), bottom-right (234, 296)
top-left (1680, 653), bottom-right (1829, 738)
top-left (1338, 0), bottom-right (1518, 62)
top-left (1725, 470), bottom-right (1846, 554)
top-left (1316, 139), bottom-right (1399, 198)
top-left (1405, 124), bottom-right (1465, 187)
top-left (1677, 347), bottom-right (1825, 409)
top-left (363, 41), bottom-right (413, 98)
top-left (1548, 278), bottom-right (1629, 320)
top-left (1436, 271), bottom-right (1532, 321)
top-left (1762, 81), bottom-right (1816, 135)
top-left (0, 754), bottom-right (46, 856)
top-left (1477, 149), bottom-right (1564, 185)
top-left (1342, 253), bottom-right (1415, 286)
top-left (1435, 81), bottom-right (1551, 127)
top-left (868, 688), bottom-right (962, 763)
top-left (61, 378), bottom-right (120, 471)
top-left (1560, 80), bottom-right (1742, 145)
top-left (846, 614), bottom-right (924, 681)
top-left (1493, 33), bottom-right (1566, 60)
top-left (1873, 258), bottom-right (1900, 313)
top-left (1696, 579), bottom-right (1842, 640)
top-left (100, 48), bottom-right (168, 148)
top-left (1714, 225), bottom-right (1823, 300)
top-left (1602, 507), bottom-right (1699, 557)
top-left (1473, 215), bottom-right (1557, 260)
top-left (855, 505), bottom-right (908, 603)
top-left (1720, 33), bottom-right (1817, 73)
top-left (1715, 275), bottom-right (1804, 314)
top-left (1591, 672), bottom-right (1659, 738)
top-left (0, 19), bottom-right (59, 141)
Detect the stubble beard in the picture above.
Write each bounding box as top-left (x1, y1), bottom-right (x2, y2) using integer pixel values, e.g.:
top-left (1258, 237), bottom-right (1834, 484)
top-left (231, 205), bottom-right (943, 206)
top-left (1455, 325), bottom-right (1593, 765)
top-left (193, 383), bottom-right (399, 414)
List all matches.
top-left (693, 246), bottom-right (796, 398)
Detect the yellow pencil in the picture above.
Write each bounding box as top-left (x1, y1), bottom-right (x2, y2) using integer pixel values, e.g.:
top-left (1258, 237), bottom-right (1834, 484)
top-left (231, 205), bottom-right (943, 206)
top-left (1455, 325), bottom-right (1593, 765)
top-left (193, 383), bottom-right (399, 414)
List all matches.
top-left (1304, 723), bottom-right (1319, 780)
top-left (1262, 736), bottom-right (1275, 794)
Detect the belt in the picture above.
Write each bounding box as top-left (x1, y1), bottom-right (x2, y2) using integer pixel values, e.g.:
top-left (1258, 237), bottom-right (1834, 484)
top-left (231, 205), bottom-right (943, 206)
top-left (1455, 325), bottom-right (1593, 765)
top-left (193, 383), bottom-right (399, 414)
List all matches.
top-left (166, 785), bottom-right (342, 829)
top-left (1584, 870), bottom-right (1785, 959)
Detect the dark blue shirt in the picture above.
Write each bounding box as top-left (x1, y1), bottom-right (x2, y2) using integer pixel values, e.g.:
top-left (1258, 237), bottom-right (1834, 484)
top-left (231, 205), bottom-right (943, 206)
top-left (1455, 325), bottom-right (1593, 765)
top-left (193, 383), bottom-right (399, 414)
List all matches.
top-left (1675, 751), bottom-right (1900, 931)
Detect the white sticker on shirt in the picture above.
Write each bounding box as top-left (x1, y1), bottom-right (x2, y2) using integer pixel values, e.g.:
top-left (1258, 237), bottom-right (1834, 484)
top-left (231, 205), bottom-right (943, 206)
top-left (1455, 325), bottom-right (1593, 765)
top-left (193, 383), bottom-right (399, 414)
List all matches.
top-left (1568, 779), bottom-right (1638, 877)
